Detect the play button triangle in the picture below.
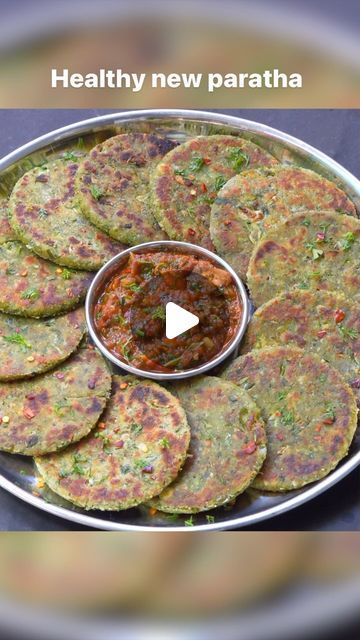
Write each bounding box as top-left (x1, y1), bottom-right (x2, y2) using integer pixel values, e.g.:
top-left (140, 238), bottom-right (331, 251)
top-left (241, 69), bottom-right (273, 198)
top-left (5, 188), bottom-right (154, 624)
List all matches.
top-left (165, 302), bottom-right (199, 340)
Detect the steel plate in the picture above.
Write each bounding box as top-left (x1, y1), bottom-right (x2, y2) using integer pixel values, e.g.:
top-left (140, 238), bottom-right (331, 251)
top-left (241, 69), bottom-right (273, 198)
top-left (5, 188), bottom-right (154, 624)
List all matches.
top-left (0, 109), bottom-right (359, 531)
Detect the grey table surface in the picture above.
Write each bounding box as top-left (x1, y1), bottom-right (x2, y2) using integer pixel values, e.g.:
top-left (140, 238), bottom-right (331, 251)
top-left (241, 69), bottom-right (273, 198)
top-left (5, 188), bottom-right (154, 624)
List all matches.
top-left (0, 108), bottom-right (359, 531)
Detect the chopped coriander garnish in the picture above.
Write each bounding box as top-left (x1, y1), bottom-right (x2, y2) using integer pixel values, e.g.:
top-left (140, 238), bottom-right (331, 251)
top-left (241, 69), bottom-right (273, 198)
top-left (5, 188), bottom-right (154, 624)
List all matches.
top-left (227, 148), bottom-right (249, 172)
top-left (214, 175), bottom-right (227, 191)
top-left (21, 287), bottom-right (40, 301)
top-left (337, 325), bottom-right (359, 341)
top-left (165, 513), bottom-right (180, 522)
top-left (71, 453), bottom-right (87, 475)
top-left (61, 268), bottom-right (72, 280)
top-left (134, 458), bottom-right (151, 470)
top-left (3, 333), bottom-right (32, 350)
top-left (188, 156), bottom-right (205, 172)
top-left (72, 463), bottom-right (86, 476)
top-left (141, 263), bottom-right (154, 277)
top-left (159, 437), bottom-right (170, 449)
top-left (128, 282), bottom-right (142, 293)
top-left (54, 401), bottom-right (69, 414)
top-left (90, 184), bottom-right (104, 200)
top-left (206, 515), bottom-right (215, 524)
top-left (135, 328), bottom-right (145, 337)
top-left (152, 306), bottom-right (166, 321)
top-left (121, 337), bottom-right (133, 361)
top-left (282, 411), bottom-right (295, 425)
top-left (59, 468), bottom-right (71, 478)
top-left (298, 281), bottom-right (310, 290)
top-left (324, 402), bottom-right (336, 421)
top-left (340, 232), bottom-right (356, 251)
top-left (63, 151), bottom-right (78, 162)
top-left (305, 242), bottom-right (324, 260)
top-left (130, 423), bottom-right (143, 435)
top-left (189, 280), bottom-right (202, 292)
top-left (184, 516), bottom-right (194, 527)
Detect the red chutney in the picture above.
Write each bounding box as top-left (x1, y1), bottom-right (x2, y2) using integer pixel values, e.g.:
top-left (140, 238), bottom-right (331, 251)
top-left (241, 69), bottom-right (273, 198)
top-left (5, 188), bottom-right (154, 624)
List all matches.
top-left (94, 250), bottom-right (242, 373)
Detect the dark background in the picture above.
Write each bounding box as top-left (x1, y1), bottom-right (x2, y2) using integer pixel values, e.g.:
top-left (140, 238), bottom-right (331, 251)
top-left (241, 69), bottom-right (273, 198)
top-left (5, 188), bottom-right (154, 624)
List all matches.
top-left (0, 108), bottom-right (359, 530)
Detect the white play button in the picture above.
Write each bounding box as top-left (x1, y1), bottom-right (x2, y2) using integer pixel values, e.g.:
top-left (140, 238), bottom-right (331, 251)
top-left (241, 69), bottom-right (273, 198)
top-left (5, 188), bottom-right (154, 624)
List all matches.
top-left (165, 302), bottom-right (199, 340)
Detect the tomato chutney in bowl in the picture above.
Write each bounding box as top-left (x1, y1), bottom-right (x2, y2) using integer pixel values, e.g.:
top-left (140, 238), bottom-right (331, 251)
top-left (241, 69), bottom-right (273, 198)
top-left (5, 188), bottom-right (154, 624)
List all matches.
top-left (86, 241), bottom-right (249, 380)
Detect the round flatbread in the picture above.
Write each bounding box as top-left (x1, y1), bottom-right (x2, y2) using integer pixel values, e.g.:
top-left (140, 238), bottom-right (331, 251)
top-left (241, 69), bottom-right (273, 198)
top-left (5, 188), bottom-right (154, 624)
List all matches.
top-left (0, 239), bottom-right (93, 317)
top-left (242, 290), bottom-right (360, 404)
top-left (9, 158), bottom-right (125, 271)
top-left (149, 376), bottom-right (267, 513)
top-left (151, 135), bottom-right (278, 249)
top-left (76, 133), bottom-right (176, 245)
top-left (222, 346), bottom-right (358, 491)
top-left (247, 210), bottom-right (360, 307)
top-left (0, 307), bottom-right (86, 381)
top-left (0, 198), bottom-right (15, 243)
top-left (35, 376), bottom-right (190, 510)
top-left (0, 343), bottom-right (111, 456)
top-left (210, 166), bottom-right (357, 280)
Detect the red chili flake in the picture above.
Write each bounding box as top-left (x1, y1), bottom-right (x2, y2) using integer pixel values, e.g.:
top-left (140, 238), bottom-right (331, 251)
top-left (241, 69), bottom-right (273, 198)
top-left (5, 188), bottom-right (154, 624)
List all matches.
top-left (188, 228), bottom-right (196, 236)
top-left (200, 183), bottom-right (207, 192)
top-left (142, 465), bottom-right (154, 473)
top-left (243, 441), bottom-right (257, 454)
top-left (224, 220), bottom-right (232, 227)
top-left (334, 309), bottom-right (345, 323)
top-left (23, 408), bottom-right (36, 420)
top-left (276, 433), bottom-right (284, 441)
top-left (203, 158), bottom-right (211, 165)
top-left (114, 440), bottom-right (124, 448)
top-left (317, 330), bottom-right (327, 338)
top-left (316, 232), bottom-right (325, 242)
top-left (0, 418), bottom-right (2, 425)
top-left (350, 379), bottom-right (360, 389)
top-left (26, 393), bottom-right (35, 400)
top-left (55, 372), bottom-right (65, 380)
top-left (323, 418), bottom-right (334, 425)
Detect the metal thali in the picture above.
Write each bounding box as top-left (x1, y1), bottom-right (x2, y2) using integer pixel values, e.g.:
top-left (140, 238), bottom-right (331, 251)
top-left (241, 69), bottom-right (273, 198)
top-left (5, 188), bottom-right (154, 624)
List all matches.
top-left (0, 109), bottom-right (359, 530)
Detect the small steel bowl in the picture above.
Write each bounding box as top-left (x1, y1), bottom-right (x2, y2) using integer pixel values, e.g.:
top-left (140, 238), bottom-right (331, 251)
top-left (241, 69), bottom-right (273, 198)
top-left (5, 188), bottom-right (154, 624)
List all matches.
top-left (85, 240), bottom-right (250, 380)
